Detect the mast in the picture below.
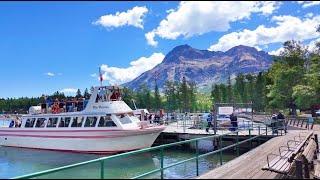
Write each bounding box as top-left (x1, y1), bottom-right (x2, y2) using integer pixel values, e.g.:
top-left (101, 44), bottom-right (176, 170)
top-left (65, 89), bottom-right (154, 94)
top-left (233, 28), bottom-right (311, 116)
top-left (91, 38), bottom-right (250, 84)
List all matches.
top-left (99, 67), bottom-right (103, 87)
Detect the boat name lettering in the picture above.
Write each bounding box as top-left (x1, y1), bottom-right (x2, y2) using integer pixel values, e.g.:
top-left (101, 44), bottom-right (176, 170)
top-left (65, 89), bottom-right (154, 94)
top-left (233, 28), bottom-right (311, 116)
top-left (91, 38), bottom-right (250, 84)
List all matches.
top-left (93, 105), bottom-right (109, 109)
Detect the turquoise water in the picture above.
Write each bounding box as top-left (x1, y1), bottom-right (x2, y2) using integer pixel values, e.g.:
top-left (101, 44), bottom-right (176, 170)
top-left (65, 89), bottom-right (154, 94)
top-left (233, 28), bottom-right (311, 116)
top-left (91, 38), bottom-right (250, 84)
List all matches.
top-left (0, 144), bottom-right (243, 179)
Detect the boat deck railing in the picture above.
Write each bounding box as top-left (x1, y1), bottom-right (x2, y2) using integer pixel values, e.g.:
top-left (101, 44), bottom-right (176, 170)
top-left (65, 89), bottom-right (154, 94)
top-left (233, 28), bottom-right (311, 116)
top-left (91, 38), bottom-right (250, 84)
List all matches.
top-left (11, 119), bottom-right (286, 179)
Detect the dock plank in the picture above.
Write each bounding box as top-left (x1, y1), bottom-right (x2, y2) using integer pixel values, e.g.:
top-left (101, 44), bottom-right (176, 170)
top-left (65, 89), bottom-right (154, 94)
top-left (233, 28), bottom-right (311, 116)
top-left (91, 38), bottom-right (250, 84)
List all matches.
top-left (197, 130), bottom-right (309, 179)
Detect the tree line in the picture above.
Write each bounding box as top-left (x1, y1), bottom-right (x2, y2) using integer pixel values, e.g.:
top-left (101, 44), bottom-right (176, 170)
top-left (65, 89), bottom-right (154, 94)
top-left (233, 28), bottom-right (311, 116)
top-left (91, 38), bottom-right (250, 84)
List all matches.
top-left (0, 88), bottom-right (93, 114)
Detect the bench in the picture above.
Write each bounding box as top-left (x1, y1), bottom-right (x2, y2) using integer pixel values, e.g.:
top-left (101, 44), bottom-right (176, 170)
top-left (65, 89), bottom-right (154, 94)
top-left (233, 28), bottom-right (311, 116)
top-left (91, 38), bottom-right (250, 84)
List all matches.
top-left (299, 135), bottom-right (319, 178)
top-left (314, 160), bottom-right (320, 179)
top-left (262, 132), bottom-right (313, 176)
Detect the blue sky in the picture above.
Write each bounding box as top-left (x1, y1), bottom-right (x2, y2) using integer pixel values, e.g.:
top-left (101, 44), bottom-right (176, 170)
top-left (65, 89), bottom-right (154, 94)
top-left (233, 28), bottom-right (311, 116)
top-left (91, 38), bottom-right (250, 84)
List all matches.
top-left (0, 1), bottom-right (319, 98)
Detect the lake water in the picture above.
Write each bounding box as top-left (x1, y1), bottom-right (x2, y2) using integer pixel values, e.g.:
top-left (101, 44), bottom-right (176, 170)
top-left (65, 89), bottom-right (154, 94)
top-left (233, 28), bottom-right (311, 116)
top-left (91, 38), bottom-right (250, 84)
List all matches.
top-left (0, 144), bottom-right (247, 179)
top-left (0, 118), bottom-right (250, 179)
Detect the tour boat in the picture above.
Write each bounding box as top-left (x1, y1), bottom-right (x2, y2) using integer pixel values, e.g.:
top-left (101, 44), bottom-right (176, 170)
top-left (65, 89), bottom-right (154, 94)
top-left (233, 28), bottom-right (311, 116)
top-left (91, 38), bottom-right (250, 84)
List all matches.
top-left (0, 86), bottom-right (165, 154)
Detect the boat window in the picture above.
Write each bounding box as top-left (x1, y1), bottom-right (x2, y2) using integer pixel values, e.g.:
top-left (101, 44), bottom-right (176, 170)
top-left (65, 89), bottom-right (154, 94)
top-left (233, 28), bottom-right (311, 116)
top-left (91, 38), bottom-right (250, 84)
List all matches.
top-left (127, 112), bottom-right (134, 117)
top-left (98, 115), bottom-right (117, 127)
top-left (71, 117), bottom-right (84, 127)
top-left (47, 117), bottom-right (59, 128)
top-left (35, 118), bottom-right (47, 128)
top-left (25, 118), bottom-right (35, 128)
top-left (84, 116), bottom-right (97, 127)
top-left (30, 118), bottom-right (36, 127)
top-left (117, 114), bottom-right (132, 124)
top-left (59, 117), bottom-right (71, 127)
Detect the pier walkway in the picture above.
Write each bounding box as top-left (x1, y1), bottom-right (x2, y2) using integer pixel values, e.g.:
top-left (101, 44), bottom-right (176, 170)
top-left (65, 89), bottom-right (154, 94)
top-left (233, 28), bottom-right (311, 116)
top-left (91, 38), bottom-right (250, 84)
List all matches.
top-left (163, 119), bottom-right (276, 137)
top-left (164, 122), bottom-right (268, 136)
top-left (198, 127), bottom-right (319, 179)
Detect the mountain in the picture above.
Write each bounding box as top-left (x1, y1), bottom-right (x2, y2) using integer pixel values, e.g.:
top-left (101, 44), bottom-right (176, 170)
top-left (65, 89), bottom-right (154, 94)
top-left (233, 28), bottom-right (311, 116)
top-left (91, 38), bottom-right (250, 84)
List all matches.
top-left (123, 44), bottom-right (273, 91)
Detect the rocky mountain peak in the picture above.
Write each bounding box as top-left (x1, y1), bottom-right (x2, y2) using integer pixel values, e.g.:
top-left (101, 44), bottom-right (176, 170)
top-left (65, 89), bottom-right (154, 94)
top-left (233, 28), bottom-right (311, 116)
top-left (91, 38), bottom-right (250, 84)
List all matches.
top-left (162, 44), bottom-right (215, 64)
top-left (124, 44), bottom-right (273, 92)
top-left (225, 45), bottom-right (260, 55)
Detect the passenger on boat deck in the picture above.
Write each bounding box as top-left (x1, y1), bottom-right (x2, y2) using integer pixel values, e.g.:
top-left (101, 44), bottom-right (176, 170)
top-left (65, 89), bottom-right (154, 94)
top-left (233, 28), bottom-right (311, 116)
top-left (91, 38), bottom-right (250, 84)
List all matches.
top-left (99, 89), bottom-right (106, 101)
top-left (40, 120), bottom-right (47, 127)
top-left (15, 118), bottom-right (21, 128)
top-left (9, 120), bottom-right (14, 128)
top-left (59, 120), bottom-right (65, 127)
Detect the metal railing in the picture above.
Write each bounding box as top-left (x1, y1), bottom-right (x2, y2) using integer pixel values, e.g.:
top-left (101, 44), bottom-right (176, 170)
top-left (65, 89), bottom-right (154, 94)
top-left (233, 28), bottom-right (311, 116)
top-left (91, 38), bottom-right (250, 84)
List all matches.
top-left (11, 120), bottom-right (286, 179)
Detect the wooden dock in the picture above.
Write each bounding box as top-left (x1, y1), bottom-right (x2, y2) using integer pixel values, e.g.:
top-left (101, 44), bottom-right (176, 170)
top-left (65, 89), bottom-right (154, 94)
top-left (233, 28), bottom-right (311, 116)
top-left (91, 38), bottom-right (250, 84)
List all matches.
top-left (197, 129), bottom-right (315, 179)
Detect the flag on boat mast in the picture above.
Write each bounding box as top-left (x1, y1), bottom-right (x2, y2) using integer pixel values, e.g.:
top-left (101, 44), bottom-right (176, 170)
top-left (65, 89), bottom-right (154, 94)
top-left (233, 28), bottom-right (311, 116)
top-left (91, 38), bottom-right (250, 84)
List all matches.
top-left (99, 67), bottom-right (103, 86)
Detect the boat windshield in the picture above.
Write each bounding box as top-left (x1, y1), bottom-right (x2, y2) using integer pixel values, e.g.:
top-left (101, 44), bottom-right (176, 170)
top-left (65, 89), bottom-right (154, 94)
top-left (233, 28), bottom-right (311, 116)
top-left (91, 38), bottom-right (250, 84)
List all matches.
top-left (116, 114), bottom-right (132, 124)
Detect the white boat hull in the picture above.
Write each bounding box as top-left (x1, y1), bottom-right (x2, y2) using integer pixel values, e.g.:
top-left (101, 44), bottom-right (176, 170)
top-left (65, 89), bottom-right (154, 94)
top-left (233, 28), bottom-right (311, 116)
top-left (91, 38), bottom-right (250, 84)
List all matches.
top-left (0, 126), bottom-right (165, 154)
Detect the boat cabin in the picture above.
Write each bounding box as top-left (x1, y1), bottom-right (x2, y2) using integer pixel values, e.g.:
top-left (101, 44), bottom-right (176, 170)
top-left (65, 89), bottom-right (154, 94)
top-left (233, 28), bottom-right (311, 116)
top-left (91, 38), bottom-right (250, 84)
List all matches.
top-left (19, 112), bottom-right (139, 129)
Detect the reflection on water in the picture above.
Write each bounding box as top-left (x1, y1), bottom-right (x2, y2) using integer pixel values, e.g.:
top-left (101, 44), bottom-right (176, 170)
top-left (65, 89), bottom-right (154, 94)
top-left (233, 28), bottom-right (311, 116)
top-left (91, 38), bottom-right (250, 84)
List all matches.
top-left (0, 142), bottom-right (242, 179)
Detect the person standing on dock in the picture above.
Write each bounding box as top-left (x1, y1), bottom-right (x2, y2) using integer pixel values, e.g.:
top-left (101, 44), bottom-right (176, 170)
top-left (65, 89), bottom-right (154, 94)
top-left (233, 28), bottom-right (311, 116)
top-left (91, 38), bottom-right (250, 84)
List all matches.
top-left (277, 111), bottom-right (285, 133)
top-left (230, 113), bottom-right (238, 131)
top-left (206, 113), bottom-right (213, 133)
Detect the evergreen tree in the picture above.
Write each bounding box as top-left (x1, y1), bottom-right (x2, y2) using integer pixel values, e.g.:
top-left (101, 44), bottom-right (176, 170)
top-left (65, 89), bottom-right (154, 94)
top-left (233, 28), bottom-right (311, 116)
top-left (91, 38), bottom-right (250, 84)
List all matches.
top-left (154, 81), bottom-right (161, 111)
top-left (52, 91), bottom-right (65, 100)
top-left (136, 84), bottom-right (148, 108)
top-left (90, 86), bottom-right (94, 94)
top-left (122, 87), bottom-right (136, 109)
top-left (180, 77), bottom-right (189, 112)
top-left (76, 89), bottom-right (82, 98)
top-left (83, 88), bottom-right (90, 99)
top-left (145, 88), bottom-right (152, 110)
top-left (220, 84), bottom-right (227, 103)
top-left (253, 72), bottom-right (267, 112)
top-left (245, 74), bottom-right (255, 103)
top-left (226, 75), bottom-right (233, 103)
top-left (211, 84), bottom-right (221, 103)
top-left (164, 81), bottom-right (177, 112)
top-left (234, 74), bottom-right (247, 103)
top-left (188, 81), bottom-right (197, 112)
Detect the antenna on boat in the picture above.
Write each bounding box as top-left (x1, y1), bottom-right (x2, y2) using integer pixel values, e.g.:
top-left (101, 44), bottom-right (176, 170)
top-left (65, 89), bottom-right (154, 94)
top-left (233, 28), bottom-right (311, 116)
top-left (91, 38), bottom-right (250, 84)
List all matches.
top-left (99, 67), bottom-right (103, 87)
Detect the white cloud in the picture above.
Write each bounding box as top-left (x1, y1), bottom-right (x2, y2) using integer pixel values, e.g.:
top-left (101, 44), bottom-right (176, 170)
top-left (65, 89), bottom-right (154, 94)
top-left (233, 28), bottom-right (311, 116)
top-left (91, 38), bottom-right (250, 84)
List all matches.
top-left (45, 72), bottom-right (55, 77)
top-left (298, 1), bottom-right (320, 8)
top-left (305, 13), bottom-right (314, 18)
top-left (93, 6), bottom-right (148, 29)
top-left (307, 38), bottom-right (320, 52)
top-left (145, 1), bottom-right (281, 46)
top-left (100, 53), bottom-right (165, 85)
top-left (60, 88), bottom-right (77, 95)
top-left (269, 47), bottom-right (284, 56)
top-left (266, 37), bottom-right (320, 56)
top-left (90, 73), bottom-right (97, 77)
top-left (145, 31), bottom-right (158, 47)
top-left (208, 15), bottom-right (320, 52)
